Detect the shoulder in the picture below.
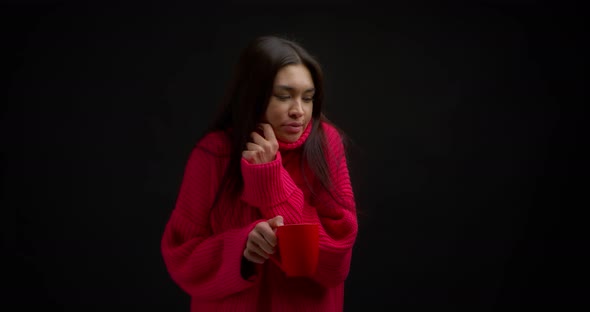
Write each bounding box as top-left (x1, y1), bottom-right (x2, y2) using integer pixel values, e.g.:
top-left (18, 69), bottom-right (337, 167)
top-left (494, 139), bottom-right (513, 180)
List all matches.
top-left (319, 121), bottom-right (348, 164)
top-left (193, 130), bottom-right (232, 158)
top-left (320, 120), bottom-right (339, 137)
top-left (320, 120), bottom-right (345, 148)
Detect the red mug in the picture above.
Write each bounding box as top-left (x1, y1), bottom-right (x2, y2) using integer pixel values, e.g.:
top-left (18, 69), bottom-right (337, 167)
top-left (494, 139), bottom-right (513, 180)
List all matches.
top-left (270, 223), bottom-right (320, 277)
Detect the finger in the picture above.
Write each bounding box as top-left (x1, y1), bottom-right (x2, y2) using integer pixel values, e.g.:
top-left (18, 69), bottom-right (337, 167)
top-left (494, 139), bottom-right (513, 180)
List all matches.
top-left (258, 226), bottom-right (278, 249)
top-left (242, 150), bottom-right (257, 161)
top-left (242, 150), bottom-right (263, 164)
top-left (267, 215), bottom-right (284, 229)
top-left (246, 240), bottom-right (270, 259)
top-left (251, 229), bottom-right (275, 253)
top-left (253, 223), bottom-right (277, 252)
top-left (251, 131), bottom-right (267, 146)
top-left (246, 142), bottom-right (263, 152)
top-left (244, 249), bottom-right (266, 264)
top-left (259, 123), bottom-right (277, 142)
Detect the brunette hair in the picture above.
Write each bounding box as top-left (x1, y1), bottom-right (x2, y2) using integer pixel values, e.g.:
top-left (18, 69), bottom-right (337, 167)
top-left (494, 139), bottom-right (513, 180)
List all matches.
top-left (202, 35), bottom-right (345, 211)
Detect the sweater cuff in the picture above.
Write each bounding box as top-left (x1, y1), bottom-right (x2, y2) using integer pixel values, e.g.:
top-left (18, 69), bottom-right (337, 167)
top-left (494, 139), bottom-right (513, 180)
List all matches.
top-left (240, 152), bottom-right (297, 208)
top-left (222, 220), bottom-right (264, 286)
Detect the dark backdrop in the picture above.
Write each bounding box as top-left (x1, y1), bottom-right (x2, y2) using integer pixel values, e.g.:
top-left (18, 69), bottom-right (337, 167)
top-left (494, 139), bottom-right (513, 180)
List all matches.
top-left (2, 1), bottom-right (586, 311)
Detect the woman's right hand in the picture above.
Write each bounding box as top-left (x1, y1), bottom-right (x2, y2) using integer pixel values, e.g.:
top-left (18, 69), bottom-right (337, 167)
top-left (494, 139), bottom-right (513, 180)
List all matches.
top-left (242, 123), bottom-right (279, 164)
top-left (243, 216), bottom-right (284, 264)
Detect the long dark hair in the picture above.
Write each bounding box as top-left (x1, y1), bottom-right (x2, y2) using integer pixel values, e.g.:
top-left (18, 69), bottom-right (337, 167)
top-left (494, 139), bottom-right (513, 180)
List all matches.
top-left (202, 35), bottom-right (343, 211)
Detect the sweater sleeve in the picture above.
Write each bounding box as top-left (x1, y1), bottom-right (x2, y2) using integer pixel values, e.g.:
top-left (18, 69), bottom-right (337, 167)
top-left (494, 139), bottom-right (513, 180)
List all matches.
top-left (161, 141), bottom-right (263, 300)
top-left (240, 152), bottom-right (304, 223)
top-left (307, 124), bottom-right (358, 288)
top-left (240, 123), bottom-right (358, 287)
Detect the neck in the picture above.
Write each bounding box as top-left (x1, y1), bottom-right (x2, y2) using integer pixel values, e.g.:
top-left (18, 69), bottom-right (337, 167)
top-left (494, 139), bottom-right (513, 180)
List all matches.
top-left (278, 121), bottom-right (312, 151)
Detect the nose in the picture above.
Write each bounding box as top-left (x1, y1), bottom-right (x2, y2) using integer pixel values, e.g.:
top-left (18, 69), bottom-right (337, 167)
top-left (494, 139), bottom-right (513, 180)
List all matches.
top-left (289, 99), bottom-right (304, 118)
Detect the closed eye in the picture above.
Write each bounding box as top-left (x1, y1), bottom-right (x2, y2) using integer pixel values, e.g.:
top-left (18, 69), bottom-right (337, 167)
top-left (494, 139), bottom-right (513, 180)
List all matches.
top-left (274, 95), bottom-right (290, 101)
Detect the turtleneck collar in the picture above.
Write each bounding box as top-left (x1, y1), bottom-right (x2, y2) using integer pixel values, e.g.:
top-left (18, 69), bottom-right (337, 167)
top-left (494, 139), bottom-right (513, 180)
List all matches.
top-left (278, 121), bottom-right (312, 151)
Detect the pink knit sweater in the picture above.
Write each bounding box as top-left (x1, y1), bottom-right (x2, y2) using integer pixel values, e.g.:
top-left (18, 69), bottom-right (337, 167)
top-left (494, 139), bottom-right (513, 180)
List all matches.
top-left (161, 121), bottom-right (358, 311)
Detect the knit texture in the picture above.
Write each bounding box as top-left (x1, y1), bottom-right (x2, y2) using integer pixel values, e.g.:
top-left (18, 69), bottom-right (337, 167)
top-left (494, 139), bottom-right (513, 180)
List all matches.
top-left (161, 121), bottom-right (358, 311)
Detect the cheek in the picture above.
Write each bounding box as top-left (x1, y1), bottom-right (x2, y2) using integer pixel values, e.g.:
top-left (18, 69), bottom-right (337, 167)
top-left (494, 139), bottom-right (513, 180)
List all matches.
top-left (305, 103), bottom-right (313, 118)
top-left (265, 103), bottom-right (284, 123)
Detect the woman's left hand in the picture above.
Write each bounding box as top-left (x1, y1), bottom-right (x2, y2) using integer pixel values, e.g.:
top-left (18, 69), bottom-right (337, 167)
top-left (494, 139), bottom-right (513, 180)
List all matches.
top-left (242, 123), bottom-right (278, 164)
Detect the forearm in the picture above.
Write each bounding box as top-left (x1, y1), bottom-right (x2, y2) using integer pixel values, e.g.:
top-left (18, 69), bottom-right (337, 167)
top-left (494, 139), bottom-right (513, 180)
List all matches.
top-left (241, 153), bottom-right (304, 224)
top-left (161, 214), bottom-right (263, 299)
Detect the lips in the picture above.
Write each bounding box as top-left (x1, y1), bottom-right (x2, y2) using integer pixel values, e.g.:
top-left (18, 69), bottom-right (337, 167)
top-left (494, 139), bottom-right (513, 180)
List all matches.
top-left (284, 122), bottom-right (303, 127)
top-left (282, 122), bottom-right (304, 134)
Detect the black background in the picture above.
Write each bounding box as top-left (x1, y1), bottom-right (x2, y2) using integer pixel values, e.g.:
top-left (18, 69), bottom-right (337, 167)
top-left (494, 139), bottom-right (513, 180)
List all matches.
top-left (2, 0), bottom-right (586, 311)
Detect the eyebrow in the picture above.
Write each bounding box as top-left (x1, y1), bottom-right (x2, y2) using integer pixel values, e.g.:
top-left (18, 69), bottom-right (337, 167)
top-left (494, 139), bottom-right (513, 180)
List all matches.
top-left (275, 85), bottom-right (315, 93)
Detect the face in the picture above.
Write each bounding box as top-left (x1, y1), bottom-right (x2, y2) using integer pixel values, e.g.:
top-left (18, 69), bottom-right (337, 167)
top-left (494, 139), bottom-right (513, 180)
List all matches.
top-left (264, 64), bottom-right (315, 143)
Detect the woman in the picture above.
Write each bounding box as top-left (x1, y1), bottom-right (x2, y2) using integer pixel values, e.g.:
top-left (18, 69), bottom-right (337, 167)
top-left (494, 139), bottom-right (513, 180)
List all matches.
top-left (161, 35), bottom-right (358, 311)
